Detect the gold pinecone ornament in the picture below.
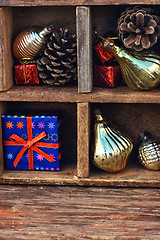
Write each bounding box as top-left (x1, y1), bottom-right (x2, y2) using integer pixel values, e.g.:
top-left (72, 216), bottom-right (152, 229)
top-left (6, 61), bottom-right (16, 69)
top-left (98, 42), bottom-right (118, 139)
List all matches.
top-left (117, 7), bottom-right (160, 51)
top-left (36, 28), bottom-right (77, 86)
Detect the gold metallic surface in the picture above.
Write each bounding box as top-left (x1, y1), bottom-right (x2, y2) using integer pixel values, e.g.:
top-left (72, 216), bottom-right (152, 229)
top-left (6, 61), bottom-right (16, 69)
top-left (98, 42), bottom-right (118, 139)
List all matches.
top-left (104, 39), bottom-right (160, 90)
top-left (12, 25), bottom-right (54, 60)
top-left (93, 110), bottom-right (133, 172)
top-left (139, 134), bottom-right (160, 171)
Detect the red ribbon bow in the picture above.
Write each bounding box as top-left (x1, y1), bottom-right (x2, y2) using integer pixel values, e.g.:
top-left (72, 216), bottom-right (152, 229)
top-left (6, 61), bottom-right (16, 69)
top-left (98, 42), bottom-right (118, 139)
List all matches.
top-left (4, 116), bottom-right (59, 170)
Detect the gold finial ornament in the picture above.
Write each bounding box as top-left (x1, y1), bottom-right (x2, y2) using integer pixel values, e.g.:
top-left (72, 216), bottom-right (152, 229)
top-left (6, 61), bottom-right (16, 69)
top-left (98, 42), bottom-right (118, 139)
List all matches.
top-left (93, 109), bottom-right (133, 173)
top-left (104, 39), bottom-right (160, 90)
top-left (12, 25), bottom-right (54, 60)
top-left (139, 131), bottom-right (160, 171)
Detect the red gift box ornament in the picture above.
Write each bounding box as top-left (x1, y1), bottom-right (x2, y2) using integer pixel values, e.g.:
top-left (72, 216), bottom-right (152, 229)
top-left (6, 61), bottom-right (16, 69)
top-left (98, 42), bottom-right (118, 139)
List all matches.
top-left (93, 40), bottom-right (115, 64)
top-left (4, 116), bottom-right (58, 170)
top-left (94, 64), bottom-right (121, 88)
top-left (15, 60), bottom-right (40, 86)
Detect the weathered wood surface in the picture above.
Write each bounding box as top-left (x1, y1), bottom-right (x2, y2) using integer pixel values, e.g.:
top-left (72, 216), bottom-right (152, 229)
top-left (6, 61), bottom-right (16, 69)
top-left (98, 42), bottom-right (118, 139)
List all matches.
top-left (77, 103), bottom-right (90, 177)
top-left (0, 185), bottom-right (159, 239)
top-left (0, 86), bottom-right (160, 103)
top-left (0, 164), bottom-right (160, 187)
top-left (0, 7), bottom-right (13, 91)
top-left (0, 0), bottom-right (160, 6)
top-left (76, 6), bottom-right (93, 93)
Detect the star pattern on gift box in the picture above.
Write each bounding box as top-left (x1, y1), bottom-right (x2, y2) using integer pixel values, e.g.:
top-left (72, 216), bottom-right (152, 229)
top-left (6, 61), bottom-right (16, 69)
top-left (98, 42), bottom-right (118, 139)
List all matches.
top-left (21, 116), bottom-right (25, 118)
top-left (7, 153), bottom-right (13, 160)
top-left (58, 153), bottom-right (61, 160)
top-left (16, 121), bottom-right (24, 129)
top-left (52, 133), bottom-right (58, 142)
top-left (32, 122), bottom-right (35, 129)
top-left (48, 122), bottom-right (55, 129)
top-left (6, 121), bottom-right (14, 129)
top-left (36, 154), bottom-right (43, 161)
top-left (49, 153), bottom-right (55, 159)
top-left (38, 122), bottom-right (45, 129)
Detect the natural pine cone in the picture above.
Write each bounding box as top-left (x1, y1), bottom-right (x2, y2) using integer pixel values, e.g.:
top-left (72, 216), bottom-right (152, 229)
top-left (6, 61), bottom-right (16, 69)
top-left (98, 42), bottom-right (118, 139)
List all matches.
top-left (37, 28), bottom-right (77, 86)
top-left (117, 6), bottom-right (160, 51)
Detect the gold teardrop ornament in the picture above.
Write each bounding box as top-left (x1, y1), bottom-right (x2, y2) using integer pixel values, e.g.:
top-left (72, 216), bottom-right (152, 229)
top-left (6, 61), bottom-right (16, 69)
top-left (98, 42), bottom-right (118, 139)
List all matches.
top-left (104, 39), bottom-right (160, 90)
top-left (93, 109), bottom-right (133, 172)
top-left (12, 25), bottom-right (54, 61)
top-left (139, 131), bottom-right (160, 171)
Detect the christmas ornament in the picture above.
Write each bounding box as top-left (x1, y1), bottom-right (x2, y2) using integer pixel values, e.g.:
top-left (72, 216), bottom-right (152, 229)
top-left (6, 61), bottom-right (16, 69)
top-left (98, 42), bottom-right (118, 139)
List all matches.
top-left (36, 28), bottom-right (77, 86)
top-left (2, 112), bottom-right (62, 171)
top-left (94, 64), bottom-right (121, 87)
top-left (93, 40), bottom-right (115, 64)
top-left (104, 39), bottom-right (160, 90)
top-left (117, 6), bottom-right (160, 51)
top-left (12, 25), bottom-right (54, 60)
top-left (15, 63), bottom-right (39, 85)
top-left (92, 109), bottom-right (133, 173)
top-left (139, 131), bottom-right (160, 171)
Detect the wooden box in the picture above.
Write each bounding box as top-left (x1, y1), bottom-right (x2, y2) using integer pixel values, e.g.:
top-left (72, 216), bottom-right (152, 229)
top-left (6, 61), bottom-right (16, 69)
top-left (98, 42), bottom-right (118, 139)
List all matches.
top-left (0, 1), bottom-right (159, 187)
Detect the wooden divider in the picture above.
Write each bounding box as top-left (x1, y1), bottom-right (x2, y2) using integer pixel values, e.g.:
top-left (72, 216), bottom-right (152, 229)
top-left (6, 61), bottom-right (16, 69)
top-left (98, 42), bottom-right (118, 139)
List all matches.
top-left (0, 7), bottom-right (13, 91)
top-left (76, 6), bottom-right (93, 93)
top-left (77, 102), bottom-right (90, 177)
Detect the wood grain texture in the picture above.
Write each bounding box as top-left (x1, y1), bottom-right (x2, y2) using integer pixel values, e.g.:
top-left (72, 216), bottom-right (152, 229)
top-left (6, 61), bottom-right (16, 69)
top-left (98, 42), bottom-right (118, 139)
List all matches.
top-left (0, 185), bottom-right (159, 239)
top-left (0, 86), bottom-right (160, 103)
top-left (77, 103), bottom-right (90, 177)
top-left (0, 7), bottom-right (13, 91)
top-left (0, 164), bottom-right (159, 187)
top-left (0, 0), bottom-right (160, 6)
top-left (76, 6), bottom-right (93, 93)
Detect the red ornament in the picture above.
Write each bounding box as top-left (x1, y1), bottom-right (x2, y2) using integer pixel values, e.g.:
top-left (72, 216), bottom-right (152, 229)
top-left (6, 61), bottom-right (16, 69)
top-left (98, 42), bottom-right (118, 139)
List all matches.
top-left (93, 40), bottom-right (115, 64)
top-left (94, 64), bottom-right (121, 88)
top-left (15, 64), bottom-right (39, 85)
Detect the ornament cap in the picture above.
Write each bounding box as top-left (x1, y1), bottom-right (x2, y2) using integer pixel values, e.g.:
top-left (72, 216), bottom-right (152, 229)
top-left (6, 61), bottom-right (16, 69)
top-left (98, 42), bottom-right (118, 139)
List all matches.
top-left (94, 109), bottom-right (104, 122)
top-left (140, 131), bottom-right (150, 142)
top-left (103, 39), bottom-right (114, 50)
top-left (103, 39), bottom-right (120, 56)
top-left (39, 25), bottom-right (54, 38)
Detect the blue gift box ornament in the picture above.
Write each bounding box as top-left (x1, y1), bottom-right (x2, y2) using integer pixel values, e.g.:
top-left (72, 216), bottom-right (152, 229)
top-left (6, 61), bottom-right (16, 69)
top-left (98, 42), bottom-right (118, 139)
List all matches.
top-left (2, 112), bottom-right (62, 171)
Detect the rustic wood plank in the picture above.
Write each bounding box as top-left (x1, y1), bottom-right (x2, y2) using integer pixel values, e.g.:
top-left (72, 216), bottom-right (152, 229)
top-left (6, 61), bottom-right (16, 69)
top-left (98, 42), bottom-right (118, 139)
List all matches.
top-left (0, 185), bottom-right (159, 239)
top-left (0, 7), bottom-right (13, 91)
top-left (0, 86), bottom-right (160, 103)
top-left (88, 0), bottom-right (160, 4)
top-left (0, 164), bottom-right (159, 187)
top-left (0, 0), bottom-right (160, 6)
top-left (0, 0), bottom-right (88, 6)
top-left (77, 103), bottom-right (90, 177)
top-left (76, 6), bottom-right (93, 93)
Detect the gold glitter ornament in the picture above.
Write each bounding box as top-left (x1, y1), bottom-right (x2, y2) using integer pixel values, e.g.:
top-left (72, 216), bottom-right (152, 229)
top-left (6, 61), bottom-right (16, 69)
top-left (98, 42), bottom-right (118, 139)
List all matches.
top-left (12, 25), bottom-right (54, 60)
top-left (92, 109), bottom-right (133, 173)
top-left (139, 131), bottom-right (160, 171)
top-left (104, 39), bottom-right (160, 90)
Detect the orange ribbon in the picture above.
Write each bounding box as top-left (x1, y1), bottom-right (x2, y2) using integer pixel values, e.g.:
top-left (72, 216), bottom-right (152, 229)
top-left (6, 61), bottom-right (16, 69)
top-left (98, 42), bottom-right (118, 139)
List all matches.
top-left (4, 116), bottom-right (59, 170)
